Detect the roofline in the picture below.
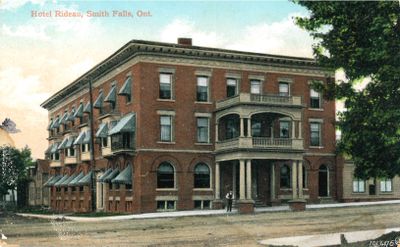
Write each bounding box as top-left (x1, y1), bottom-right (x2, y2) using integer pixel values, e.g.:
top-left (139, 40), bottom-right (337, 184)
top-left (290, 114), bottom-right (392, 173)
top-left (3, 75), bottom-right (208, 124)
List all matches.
top-left (41, 39), bottom-right (332, 110)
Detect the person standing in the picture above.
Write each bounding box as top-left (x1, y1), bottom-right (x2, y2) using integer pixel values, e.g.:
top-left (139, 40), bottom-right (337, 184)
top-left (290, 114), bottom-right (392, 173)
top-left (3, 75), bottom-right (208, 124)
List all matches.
top-left (226, 191), bottom-right (234, 212)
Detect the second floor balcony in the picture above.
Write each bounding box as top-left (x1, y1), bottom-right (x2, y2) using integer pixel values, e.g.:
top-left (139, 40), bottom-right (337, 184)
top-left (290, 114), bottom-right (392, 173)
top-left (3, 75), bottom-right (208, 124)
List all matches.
top-left (216, 93), bottom-right (303, 110)
top-left (216, 137), bottom-right (303, 152)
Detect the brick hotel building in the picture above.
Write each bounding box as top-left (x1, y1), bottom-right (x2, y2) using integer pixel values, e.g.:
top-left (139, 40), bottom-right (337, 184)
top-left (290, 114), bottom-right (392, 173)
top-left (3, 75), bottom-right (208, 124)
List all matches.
top-left (41, 38), bottom-right (342, 214)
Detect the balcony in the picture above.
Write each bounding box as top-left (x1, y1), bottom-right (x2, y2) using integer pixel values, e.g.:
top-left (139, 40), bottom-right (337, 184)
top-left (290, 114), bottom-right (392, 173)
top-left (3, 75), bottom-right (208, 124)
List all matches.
top-left (50, 160), bottom-right (61, 167)
top-left (64, 156), bottom-right (77, 165)
top-left (81, 151), bottom-right (90, 161)
top-left (111, 139), bottom-right (135, 154)
top-left (215, 137), bottom-right (303, 152)
top-left (216, 93), bottom-right (303, 110)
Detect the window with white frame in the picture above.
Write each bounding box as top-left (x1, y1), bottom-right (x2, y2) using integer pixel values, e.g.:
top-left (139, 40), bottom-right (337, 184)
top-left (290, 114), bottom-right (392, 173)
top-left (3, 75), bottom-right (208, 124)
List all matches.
top-left (194, 163), bottom-right (210, 188)
top-left (279, 121), bottom-right (290, 138)
top-left (159, 73), bottom-right (173, 99)
top-left (380, 179), bottom-right (392, 192)
top-left (160, 115), bottom-right (173, 142)
top-left (279, 82), bottom-right (289, 96)
top-left (353, 179), bottom-right (365, 192)
top-left (226, 78), bottom-right (238, 98)
top-left (196, 76), bottom-right (209, 102)
top-left (250, 80), bottom-right (262, 94)
top-left (280, 165), bottom-right (291, 188)
top-left (157, 200), bottom-right (176, 210)
top-left (310, 122), bottom-right (321, 146)
top-left (310, 88), bottom-right (321, 108)
top-left (303, 165), bottom-right (307, 188)
top-left (197, 117), bottom-right (209, 143)
top-left (194, 200), bottom-right (211, 209)
top-left (157, 162), bottom-right (175, 188)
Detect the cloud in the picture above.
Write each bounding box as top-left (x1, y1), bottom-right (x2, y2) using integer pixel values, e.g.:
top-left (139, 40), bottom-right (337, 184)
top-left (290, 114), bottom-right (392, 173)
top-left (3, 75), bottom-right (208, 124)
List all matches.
top-left (0, 0), bottom-right (47, 10)
top-left (67, 58), bottom-right (95, 77)
top-left (2, 23), bottom-right (50, 40)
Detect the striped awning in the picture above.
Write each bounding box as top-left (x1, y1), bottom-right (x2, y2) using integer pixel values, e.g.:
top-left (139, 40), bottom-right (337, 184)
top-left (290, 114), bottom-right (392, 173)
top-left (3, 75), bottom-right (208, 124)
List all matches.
top-left (51, 116), bottom-right (60, 129)
top-left (93, 91), bottom-right (104, 109)
top-left (68, 172), bottom-right (84, 186)
top-left (112, 164), bottom-right (132, 185)
top-left (118, 76), bottom-right (131, 96)
top-left (65, 136), bottom-right (76, 148)
top-left (45, 143), bottom-right (54, 154)
top-left (68, 108), bottom-right (75, 122)
top-left (47, 119), bottom-right (53, 131)
top-left (74, 131), bottom-right (86, 145)
top-left (82, 130), bottom-right (91, 144)
top-left (60, 173), bottom-right (77, 186)
top-left (95, 123), bottom-right (108, 138)
top-left (83, 102), bottom-right (91, 113)
top-left (61, 111), bottom-right (69, 124)
top-left (77, 171), bottom-right (93, 186)
top-left (50, 143), bottom-right (59, 154)
top-left (104, 85), bottom-right (116, 103)
top-left (58, 137), bottom-right (68, 150)
top-left (108, 113), bottom-right (135, 135)
top-left (74, 103), bottom-right (84, 118)
top-left (103, 169), bottom-right (119, 182)
top-left (43, 175), bottom-right (62, 187)
top-left (54, 174), bottom-right (69, 187)
top-left (97, 168), bottom-right (112, 182)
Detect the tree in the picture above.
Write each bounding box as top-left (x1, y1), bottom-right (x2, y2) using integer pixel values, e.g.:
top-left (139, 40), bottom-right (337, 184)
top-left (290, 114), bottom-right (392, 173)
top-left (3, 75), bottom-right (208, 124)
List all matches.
top-left (294, 1), bottom-right (400, 178)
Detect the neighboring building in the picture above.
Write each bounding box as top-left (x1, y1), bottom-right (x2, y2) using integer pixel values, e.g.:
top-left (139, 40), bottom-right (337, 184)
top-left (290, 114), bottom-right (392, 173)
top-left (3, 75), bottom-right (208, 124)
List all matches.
top-left (338, 159), bottom-right (400, 202)
top-left (41, 38), bottom-right (339, 214)
top-left (28, 159), bottom-right (50, 207)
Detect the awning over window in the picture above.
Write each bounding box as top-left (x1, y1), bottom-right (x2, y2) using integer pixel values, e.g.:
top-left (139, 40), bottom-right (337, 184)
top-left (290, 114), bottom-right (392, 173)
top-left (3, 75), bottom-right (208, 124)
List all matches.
top-left (58, 137), bottom-right (69, 150)
top-left (104, 85), bottom-right (116, 103)
top-left (50, 143), bottom-right (59, 154)
top-left (74, 131), bottom-right (86, 145)
top-left (43, 175), bottom-right (62, 187)
top-left (95, 123), bottom-right (109, 138)
top-left (83, 102), bottom-right (91, 113)
top-left (77, 171), bottom-right (93, 186)
top-left (54, 174), bottom-right (70, 187)
top-left (102, 169), bottom-right (119, 182)
top-left (47, 119), bottom-right (53, 131)
top-left (82, 130), bottom-right (91, 144)
top-left (112, 164), bottom-right (132, 185)
top-left (51, 116), bottom-right (60, 129)
top-left (93, 91), bottom-right (104, 109)
top-left (74, 103), bottom-right (84, 118)
top-left (68, 172), bottom-right (84, 186)
top-left (45, 144), bottom-right (54, 154)
top-left (68, 109), bottom-right (75, 122)
top-left (60, 173), bottom-right (77, 186)
top-left (61, 112), bottom-right (69, 124)
top-left (108, 113), bottom-right (136, 135)
top-left (118, 76), bottom-right (132, 96)
top-left (97, 168), bottom-right (112, 182)
top-left (65, 136), bottom-right (76, 149)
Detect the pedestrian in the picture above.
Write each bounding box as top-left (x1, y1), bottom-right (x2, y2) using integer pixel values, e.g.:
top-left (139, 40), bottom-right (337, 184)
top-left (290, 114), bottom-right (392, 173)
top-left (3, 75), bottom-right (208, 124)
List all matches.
top-left (226, 190), bottom-right (233, 212)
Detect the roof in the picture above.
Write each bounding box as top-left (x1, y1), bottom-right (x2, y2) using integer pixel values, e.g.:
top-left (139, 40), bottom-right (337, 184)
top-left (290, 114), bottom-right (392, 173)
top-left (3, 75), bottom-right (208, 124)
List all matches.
top-left (41, 39), bottom-right (332, 110)
top-left (108, 113), bottom-right (135, 135)
top-left (77, 171), bottom-right (93, 186)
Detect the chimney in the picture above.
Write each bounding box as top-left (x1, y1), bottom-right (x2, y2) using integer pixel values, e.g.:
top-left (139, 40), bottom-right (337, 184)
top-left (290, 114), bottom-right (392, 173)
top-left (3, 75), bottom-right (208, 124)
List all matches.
top-left (177, 38), bottom-right (192, 46)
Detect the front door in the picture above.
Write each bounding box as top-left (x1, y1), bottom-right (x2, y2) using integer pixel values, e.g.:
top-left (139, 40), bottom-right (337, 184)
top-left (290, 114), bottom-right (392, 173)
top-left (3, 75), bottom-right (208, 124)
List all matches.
top-left (318, 165), bottom-right (328, 197)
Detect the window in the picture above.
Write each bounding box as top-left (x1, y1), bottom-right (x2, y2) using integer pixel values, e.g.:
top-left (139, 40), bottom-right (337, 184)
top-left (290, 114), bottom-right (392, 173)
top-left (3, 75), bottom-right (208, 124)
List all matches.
top-left (279, 82), bottom-right (289, 96)
top-left (126, 184), bottom-right (132, 190)
top-left (160, 116), bottom-right (173, 142)
top-left (194, 163), bottom-right (210, 188)
top-left (157, 200), bottom-right (176, 210)
top-left (81, 144), bottom-right (86, 153)
top-left (102, 137), bottom-right (108, 147)
top-left (303, 166), bottom-right (307, 188)
top-left (250, 80), bottom-right (262, 94)
top-left (226, 118), bottom-right (239, 139)
top-left (197, 117), bottom-right (209, 143)
top-left (380, 179), bottom-right (392, 192)
top-left (159, 73), bottom-right (172, 99)
top-left (353, 179), bottom-right (365, 192)
top-left (310, 89), bottom-right (321, 108)
top-left (196, 76), bottom-right (209, 102)
top-left (279, 121), bottom-right (290, 138)
top-left (310, 122), bottom-right (321, 146)
top-left (114, 183), bottom-right (120, 190)
top-left (251, 120), bottom-right (262, 137)
top-left (280, 165), bottom-right (291, 188)
top-left (194, 200), bottom-right (211, 209)
top-left (79, 186), bottom-right (84, 192)
top-left (157, 162), bottom-right (175, 188)
top-left (226, 78), bottom-right (238, 97)
top-left (69, 147), bottom-right (75, 157)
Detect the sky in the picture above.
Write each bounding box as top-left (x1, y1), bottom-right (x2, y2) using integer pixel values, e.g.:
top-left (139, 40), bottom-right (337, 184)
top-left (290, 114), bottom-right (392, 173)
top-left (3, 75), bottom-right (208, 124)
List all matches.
top-left (0, 0), bottom-right (321, 159)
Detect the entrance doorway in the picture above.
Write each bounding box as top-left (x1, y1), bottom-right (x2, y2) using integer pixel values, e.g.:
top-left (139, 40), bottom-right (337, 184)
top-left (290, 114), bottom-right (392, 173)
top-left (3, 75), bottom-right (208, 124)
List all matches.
top-left (318, 165), bottom-right (329, 197)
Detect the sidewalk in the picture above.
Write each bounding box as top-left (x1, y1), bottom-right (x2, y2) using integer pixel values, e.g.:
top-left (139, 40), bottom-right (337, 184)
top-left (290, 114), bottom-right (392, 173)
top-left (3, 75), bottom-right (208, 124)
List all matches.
top-left (16, 199), bottom-right (400, 222)
top-left (258, 227), bottom-right (400, 247)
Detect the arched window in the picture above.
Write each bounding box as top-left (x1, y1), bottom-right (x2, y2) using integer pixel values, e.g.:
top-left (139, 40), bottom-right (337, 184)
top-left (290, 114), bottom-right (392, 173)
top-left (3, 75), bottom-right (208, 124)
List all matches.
top-left (157, 162), bottom-right (175, 188)
top-left (280, 164), bottom-right (291, 188)
top-left (194, 163), bottom-right (210, 188)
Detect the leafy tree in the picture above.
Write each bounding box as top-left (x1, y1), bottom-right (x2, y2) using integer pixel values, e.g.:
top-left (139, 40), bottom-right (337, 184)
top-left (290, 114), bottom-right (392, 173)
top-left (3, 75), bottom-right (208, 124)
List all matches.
top-left (294, 1), bottom-right (400, 178)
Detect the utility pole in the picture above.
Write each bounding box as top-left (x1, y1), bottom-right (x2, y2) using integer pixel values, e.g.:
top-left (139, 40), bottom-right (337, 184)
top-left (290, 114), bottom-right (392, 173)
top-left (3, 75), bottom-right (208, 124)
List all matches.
top-left (88, 78), bottom-right (97, 212)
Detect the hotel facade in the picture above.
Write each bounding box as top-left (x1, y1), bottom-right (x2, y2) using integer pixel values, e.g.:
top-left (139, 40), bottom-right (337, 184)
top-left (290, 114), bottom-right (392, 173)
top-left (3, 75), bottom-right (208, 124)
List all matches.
top-left (41, 38), bottom-right (345, 213)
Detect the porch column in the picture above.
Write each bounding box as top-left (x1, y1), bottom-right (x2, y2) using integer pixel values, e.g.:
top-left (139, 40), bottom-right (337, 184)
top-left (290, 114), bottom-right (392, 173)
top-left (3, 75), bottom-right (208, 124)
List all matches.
top-left (232, 163), bottom-right (237, 198)
top-left (298, 160), bottom-right (303, 198)
top-left (240, 118), bottom-right (245, 137)
top-left (270, 164), bottom-right (275, 200)
top-left (215, 162), bottom-right (220, 200)
top-left (271, 125), bottom-right (274, 138)
top-left (247, 118), bottom-right (252, 137)
top-left (292, 160), bottom-right (298, 199)
top-left (215, 123), bottom-right (219, 142)
top-left (246, 160), bottom-right (252, 199)
top-left (239, 160), bottom-right (245, 200)
top-left (96, 180), bottom-right (102, 209)
top-left (298, 121), bottom-right (302, 139)
top-left (292, 121), bottom-right (296, 139)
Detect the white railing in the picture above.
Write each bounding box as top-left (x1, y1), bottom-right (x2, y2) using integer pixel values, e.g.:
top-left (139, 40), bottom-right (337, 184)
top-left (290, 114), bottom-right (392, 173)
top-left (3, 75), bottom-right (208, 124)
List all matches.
top-left (252, 137), bottom-right (292, 147)
top-left (216, 93), bottom-right (302, 109)
top-left (216, 137), bottom-right (303, 151)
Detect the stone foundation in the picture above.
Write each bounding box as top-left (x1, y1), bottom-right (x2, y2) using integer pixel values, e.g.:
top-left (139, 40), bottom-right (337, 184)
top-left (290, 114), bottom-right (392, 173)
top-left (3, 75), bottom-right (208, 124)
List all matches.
top-left (238, 200), bottom-right (255, 213)
top-left (213, 199), bottom-right (224, 209)
top-left (288, 199), bottom-right (306, 211)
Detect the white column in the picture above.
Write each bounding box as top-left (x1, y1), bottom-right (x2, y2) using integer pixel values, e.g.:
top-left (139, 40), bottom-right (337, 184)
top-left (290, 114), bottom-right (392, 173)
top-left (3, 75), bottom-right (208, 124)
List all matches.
top-left (271, 125), bottom-right (274, 139)
top-left (270, 164), bottom-right (275, 201)
top-left (215, 123), bottom-right (219, 142)
top-left (102, 182), bottom-right (107, 210)
top-left (240, 160), bottom-right (245, 200)
top-left (232, 163), bottom-right (237, 199)
top-left (292, 161), bottom-right (298, 199)
top-left (247, 118), bottom-right (252, 137)
top-left (292, 121), bottom-right (296, 139)
top-left (298, 121), bottom-right (302, 139)
top-left (215, 162), bottom-right (220, 200)
top-left (298, 161), bottom-right (303, 198)
top-left (96, 180), bottom-right (102, 210)
top-left (246, 160), bottom-right (252, 200)
top-left (240, 118), bottom-right (245, 137)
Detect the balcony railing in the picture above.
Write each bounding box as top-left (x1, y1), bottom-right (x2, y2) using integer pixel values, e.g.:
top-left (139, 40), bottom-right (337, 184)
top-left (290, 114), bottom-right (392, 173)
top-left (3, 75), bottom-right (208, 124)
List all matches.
top-left (216, 137), bottom-right (303, 152)
top-left (216, 93), bottom-right (303, 110)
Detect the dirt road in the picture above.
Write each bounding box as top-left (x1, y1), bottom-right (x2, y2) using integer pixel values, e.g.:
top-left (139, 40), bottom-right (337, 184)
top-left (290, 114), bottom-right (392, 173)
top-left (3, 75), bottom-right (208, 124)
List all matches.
top-left (1, 204), bottom-right (400, 246)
